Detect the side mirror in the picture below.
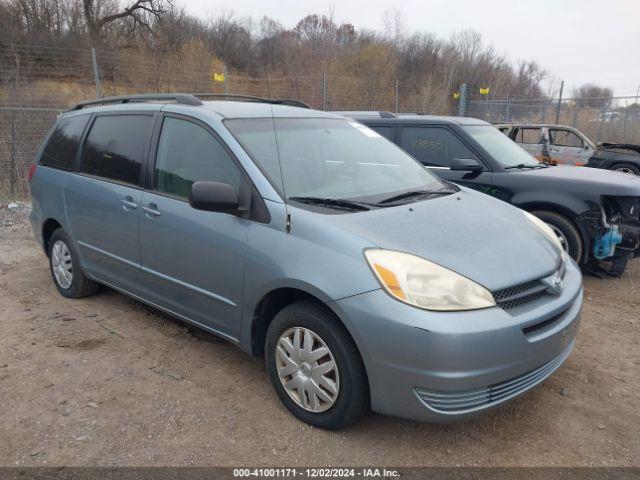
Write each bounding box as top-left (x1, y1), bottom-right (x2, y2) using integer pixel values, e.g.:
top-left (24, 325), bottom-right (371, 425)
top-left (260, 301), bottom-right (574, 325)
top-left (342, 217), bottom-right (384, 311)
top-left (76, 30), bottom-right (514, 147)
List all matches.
top-left (189, 181), bottom-right (239, 213)
top-left (450, 157), bottom-right (483, 172)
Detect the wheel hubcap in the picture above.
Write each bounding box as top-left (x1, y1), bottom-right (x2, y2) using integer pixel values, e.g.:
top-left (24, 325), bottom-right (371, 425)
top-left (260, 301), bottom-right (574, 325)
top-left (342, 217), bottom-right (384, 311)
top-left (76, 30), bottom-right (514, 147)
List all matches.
top-left (275, 327), bottom-right (339, 413)
top-left (547, 223), bottom-right (569, 253)
top-left (51, 240), bottom-right (73, 289)
top-left (615, 167), bottom-right (635, 175)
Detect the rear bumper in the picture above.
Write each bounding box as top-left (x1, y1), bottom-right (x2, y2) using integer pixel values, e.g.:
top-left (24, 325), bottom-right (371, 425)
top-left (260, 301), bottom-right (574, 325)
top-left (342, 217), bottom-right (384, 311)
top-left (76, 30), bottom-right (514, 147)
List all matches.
top-left (332, 258), bottom-right (583, 423)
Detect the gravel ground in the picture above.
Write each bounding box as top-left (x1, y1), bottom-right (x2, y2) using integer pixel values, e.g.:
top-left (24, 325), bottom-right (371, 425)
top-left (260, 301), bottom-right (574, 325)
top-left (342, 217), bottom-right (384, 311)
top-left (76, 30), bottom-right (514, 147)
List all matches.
top-left (0, 219), bottom-right (638, 467)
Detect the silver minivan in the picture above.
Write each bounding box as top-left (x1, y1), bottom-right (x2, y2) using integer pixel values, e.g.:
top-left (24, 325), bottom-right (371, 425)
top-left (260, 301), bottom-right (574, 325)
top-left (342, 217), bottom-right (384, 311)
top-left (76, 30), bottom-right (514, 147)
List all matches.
top-left (29, 94), bottom-right (583, 429)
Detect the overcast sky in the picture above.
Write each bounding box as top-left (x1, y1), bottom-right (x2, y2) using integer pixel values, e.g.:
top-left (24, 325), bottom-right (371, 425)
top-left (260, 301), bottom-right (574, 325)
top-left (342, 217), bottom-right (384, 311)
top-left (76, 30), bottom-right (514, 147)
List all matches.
top-left (183, 0), bottom-right (640, 99)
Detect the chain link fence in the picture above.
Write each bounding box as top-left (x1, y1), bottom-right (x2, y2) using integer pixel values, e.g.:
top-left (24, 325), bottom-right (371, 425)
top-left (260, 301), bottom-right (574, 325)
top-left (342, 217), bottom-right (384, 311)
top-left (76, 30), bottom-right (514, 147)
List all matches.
top-left (2, 43), bottom-right (639, 201)
top-left (465, 91), bottom-right (640, 145)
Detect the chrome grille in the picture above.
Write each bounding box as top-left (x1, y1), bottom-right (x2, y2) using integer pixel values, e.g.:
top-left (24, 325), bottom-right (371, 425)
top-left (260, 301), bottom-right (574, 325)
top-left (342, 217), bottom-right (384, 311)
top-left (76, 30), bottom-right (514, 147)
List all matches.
top-left (493, 279), bottom-right (548, 311)
top-left (415, 347), bottom-right (570, 413)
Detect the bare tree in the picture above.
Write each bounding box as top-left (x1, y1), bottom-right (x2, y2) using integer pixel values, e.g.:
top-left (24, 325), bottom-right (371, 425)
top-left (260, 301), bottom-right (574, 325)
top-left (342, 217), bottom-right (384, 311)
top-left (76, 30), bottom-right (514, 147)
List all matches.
top-left (82, 0), bottom-right (169, 44)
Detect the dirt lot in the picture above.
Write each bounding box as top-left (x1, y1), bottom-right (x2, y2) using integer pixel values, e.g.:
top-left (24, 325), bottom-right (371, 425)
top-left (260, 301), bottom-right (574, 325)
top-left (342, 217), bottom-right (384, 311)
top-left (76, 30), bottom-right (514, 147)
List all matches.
top-left (0, 219), bottom-right (639, 467)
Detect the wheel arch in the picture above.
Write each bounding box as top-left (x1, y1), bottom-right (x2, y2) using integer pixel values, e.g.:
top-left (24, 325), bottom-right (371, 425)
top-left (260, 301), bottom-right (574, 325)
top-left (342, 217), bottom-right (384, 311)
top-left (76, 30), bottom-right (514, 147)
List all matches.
top-left (518, 202), bottom-right (591, 263)
top-left (41, 218), bottom-right (63, 256)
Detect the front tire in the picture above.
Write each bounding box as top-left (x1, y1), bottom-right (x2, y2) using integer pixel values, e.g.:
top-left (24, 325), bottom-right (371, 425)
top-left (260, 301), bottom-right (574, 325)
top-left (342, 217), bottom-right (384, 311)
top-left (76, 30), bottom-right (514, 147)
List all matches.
top-left (265, 301), bottom-right (369, 429)
top-left (531, 210), bottom-right (584, 263)
top-left (48, 228), bottom-right (98, 298)
top-left (612, 163), bottom-right (640, 176)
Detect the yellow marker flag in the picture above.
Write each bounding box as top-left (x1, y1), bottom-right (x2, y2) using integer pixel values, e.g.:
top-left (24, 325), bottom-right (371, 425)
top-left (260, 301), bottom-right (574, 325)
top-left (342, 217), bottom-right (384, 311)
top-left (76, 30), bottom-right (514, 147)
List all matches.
top-left (213, 73), bottom-right (226, 82)
top-left (479, 87), bottom-right (490, 95)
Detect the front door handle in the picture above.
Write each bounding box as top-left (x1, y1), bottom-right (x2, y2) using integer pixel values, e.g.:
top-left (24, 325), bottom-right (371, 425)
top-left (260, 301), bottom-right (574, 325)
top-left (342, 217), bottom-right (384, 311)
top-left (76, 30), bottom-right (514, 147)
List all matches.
top-left (121, 197), bottom-right (138, 210)
top-left (142, 204), bottom-right (161, 217)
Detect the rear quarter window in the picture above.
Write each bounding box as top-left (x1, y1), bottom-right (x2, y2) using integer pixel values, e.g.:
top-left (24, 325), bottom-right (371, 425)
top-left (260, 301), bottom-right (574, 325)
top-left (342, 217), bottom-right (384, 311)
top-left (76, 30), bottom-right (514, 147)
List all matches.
top-left (80, 114), bottom-right (153, 186)
top-left (40, 114), bottom-right (89, 170)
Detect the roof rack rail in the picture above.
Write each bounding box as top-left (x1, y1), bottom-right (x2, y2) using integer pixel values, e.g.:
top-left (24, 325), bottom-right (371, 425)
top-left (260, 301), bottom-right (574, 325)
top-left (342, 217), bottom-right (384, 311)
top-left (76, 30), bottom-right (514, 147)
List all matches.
top-left (68, 93), bottom-right (312, 111)
top-left (69, 93), bottom-right (202, 111)
top-left (191, 93), bottom-right (311, 109)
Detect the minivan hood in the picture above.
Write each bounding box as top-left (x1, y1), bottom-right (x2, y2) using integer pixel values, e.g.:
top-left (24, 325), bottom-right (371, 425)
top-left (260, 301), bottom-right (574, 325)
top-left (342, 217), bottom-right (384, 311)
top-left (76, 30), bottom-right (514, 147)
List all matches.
top-left (517, 165), bottom-right (640, 196)
top-left (326, 188), bottom-right (561, 292)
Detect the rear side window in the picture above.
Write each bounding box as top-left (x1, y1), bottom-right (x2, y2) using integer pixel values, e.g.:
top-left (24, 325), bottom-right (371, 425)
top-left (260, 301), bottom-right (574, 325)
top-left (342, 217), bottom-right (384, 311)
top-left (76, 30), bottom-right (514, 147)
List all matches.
top-left (154, 117), bottom-right (243, 200)
top-left (80, 114), bottom-right (152, 186)
top-left (40, 115), bottom-right (89, 170)
top-left (400, 127), bottom-right (478, 167)
top-left (514, 127), bottom-right (543, 144)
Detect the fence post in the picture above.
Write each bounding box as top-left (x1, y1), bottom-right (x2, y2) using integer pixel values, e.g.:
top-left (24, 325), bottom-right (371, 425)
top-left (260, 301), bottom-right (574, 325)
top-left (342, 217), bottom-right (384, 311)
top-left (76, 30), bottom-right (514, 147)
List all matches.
top-left (322, 72), bottom-right (327, 111)
top-left (223, 65), bottom-right (228, 94)
top-left (9, 107), bottom-right (17, 198)
top-left (623, 103), bottom-right (629, 140)
top-left (555, 80), bottom-right (564, 124)
top-left (597, 108), bottom-right (605, 142)
top-left (505, 93), bottom-right (511, 122)
top-left (91, 47), bottom-right (102, 99)
top-left (457, 83), bottom-right (467, 116)
top-left (395, 79), bottom-right (399, 113)
top-left (8, 63), bottom-right (18, 198)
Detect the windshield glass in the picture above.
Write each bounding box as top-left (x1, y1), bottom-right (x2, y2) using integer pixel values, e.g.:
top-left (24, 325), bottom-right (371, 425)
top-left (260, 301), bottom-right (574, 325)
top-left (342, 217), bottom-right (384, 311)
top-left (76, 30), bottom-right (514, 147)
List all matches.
top-left (225, 118), bottom-right (444, 201)
top-left (463, 125), bottom-right (541, 168)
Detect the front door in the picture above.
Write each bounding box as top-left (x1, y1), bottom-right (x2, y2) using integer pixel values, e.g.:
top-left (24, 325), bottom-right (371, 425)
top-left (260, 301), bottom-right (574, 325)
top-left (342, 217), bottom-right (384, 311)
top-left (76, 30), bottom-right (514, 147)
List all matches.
top-left (398, 126), bottom-right (494, 194)
top-left (138, 115), bottom-right (249, 339)
top-left (547, 127), bottom-right (593, 166)
top-left (65, 113), bottom-right (154, 293)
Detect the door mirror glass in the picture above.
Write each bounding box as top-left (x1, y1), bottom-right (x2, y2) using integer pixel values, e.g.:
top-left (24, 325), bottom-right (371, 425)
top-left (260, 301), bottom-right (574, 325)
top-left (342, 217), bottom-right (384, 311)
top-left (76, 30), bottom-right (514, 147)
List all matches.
top-left (450, 157), bottom-right (482, 172)
top-left (189, 181), bottom-right (239, 213)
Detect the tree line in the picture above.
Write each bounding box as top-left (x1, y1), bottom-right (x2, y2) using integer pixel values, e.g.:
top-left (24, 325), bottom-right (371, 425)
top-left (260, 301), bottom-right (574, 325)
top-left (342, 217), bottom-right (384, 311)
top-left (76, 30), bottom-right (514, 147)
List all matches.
top-left (0, 0), bottom-right (614, 108)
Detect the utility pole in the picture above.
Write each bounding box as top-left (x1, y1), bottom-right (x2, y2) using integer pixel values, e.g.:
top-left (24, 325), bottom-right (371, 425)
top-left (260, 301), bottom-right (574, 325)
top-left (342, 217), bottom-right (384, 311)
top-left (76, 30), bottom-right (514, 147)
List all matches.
top-left (555, 80), bottom-right (564, 124)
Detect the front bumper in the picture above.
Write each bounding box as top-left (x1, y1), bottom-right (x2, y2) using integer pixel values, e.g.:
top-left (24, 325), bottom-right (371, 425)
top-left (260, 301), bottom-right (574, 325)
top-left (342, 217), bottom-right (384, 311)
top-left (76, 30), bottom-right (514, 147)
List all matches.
top-left (332, 258), bottom-right (583, 423)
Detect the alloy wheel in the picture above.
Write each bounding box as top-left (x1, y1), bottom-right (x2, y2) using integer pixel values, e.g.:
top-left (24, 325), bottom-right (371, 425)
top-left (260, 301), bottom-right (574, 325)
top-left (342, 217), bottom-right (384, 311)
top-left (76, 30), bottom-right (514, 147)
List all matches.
top-left (615, 166), bottom-right (636, 175)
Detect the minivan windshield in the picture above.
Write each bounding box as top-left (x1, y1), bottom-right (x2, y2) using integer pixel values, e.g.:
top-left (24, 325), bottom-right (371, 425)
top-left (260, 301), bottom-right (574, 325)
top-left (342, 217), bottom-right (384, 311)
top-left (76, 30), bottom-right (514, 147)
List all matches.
top-left (463, 125), bottom-right (542, 168)
top-left (225, 118), bottom-right (445, 203)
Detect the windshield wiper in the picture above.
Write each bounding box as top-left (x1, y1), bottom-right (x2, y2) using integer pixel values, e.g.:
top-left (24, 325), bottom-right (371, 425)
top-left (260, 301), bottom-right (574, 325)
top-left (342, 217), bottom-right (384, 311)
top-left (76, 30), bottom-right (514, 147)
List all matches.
top-left (288, 196), bottom-right (370, 211)
top-left (377, 189), bottom-right (456, 205)
top-left (504, 163), bottom-right (545, 170)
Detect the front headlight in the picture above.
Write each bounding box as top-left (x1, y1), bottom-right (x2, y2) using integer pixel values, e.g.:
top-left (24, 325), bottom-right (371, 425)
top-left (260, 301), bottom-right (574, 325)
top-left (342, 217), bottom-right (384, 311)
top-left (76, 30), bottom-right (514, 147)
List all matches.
top-left (364, 249), bottom-right (496, 311)
top-left (523, 211), bottom-right (563, 253)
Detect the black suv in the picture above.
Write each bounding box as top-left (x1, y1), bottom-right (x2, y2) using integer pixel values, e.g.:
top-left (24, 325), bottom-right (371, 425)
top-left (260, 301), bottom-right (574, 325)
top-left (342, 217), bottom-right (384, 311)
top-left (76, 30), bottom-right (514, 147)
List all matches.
top-left (347, 112), bottom-right (640, 276)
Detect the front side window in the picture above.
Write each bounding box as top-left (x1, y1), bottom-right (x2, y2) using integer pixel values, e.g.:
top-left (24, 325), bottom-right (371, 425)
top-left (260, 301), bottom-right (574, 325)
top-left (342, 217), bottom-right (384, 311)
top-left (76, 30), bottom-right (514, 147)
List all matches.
top-left (369, 126), bottom-right (394, 140)
top-left (399, 127), bottom-right (479, 167)
top-left (41, 114), bottom-right (89, 170)
top-left (463, 125), bottom-right (540, 168)
top-left (80, 114), bottom-right (152, 186)
top-left (549, 129), bottom-right (583, 148)
top-left (225, 118), bottom-right (443, 201)
top-left (154, 117), bottom-right (242, 199)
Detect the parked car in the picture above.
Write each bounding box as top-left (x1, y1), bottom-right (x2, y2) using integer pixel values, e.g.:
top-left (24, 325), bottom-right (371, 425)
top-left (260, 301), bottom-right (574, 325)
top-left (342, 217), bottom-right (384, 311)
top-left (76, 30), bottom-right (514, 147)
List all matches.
top-left (497, 123), bottom-right (640, 175)
top-left (30, 94), bottom-right (582, 429)
top-left (349, 112), bottom-right (640, 276)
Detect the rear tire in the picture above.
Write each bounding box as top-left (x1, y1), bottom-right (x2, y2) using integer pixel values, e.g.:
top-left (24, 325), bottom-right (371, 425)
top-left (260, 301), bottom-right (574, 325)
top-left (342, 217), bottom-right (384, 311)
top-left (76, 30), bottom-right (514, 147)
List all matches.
top-left (48, 228), bottom-right (98, 299)
top-left (612, 163), bottom-right (640, 176)
top-left (265, 300), bottom-right (369, 429)
top-left (531, 210), bottom-right (584, 263)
